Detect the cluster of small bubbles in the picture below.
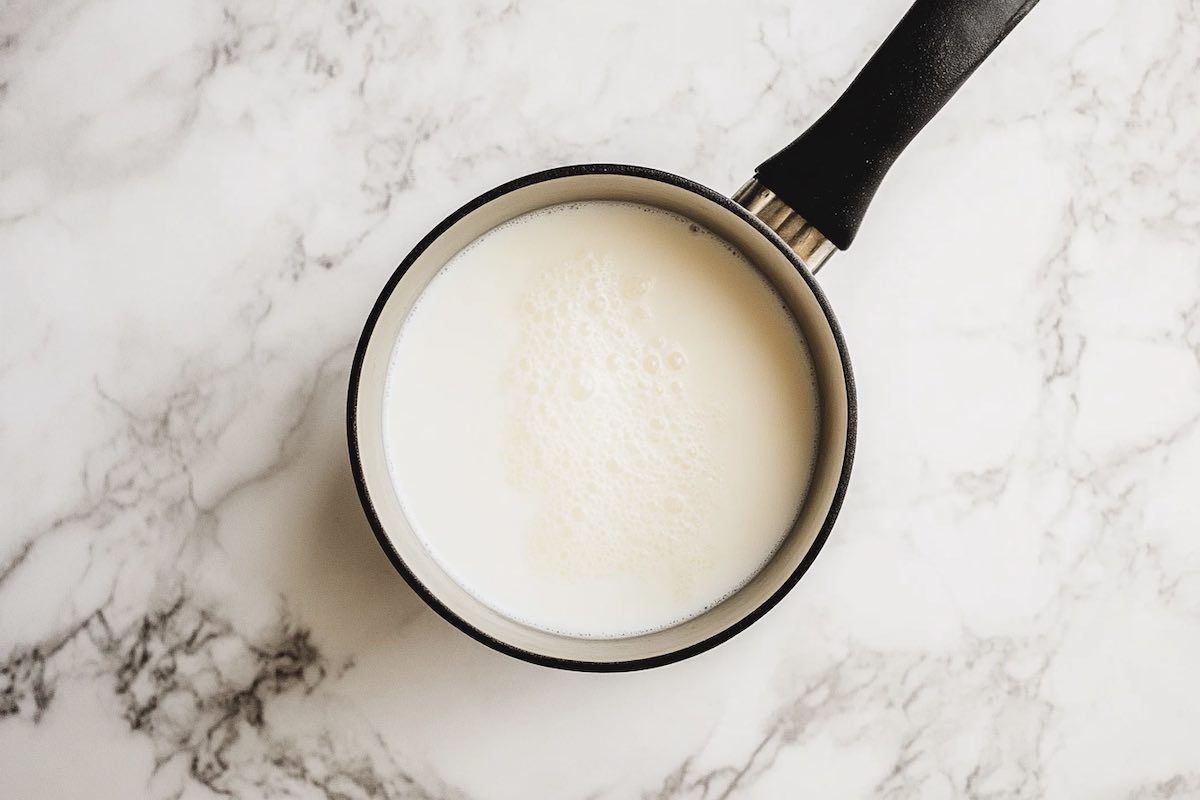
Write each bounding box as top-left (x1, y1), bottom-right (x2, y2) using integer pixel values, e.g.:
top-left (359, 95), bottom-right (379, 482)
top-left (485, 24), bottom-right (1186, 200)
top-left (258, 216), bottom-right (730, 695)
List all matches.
top-left (621, 274), bottom-right (653, 300)
top-left (502, 248), bottom-right (718, 589)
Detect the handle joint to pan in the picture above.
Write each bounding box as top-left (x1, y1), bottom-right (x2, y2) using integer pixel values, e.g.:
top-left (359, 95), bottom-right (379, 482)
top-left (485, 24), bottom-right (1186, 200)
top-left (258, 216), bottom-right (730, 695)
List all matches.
top-left (733, 178), bottom-right (837, 273)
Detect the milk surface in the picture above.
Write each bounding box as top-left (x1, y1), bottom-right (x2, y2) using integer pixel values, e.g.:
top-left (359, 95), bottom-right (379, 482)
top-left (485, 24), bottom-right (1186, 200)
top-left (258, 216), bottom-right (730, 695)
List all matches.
top-left (384, 202), bottom-right (819, 638)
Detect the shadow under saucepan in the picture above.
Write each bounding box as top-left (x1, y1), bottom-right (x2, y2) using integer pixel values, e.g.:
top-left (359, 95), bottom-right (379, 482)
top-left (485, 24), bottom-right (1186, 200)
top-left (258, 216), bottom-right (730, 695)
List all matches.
top-left (250, 358), bottom-right (471, 672)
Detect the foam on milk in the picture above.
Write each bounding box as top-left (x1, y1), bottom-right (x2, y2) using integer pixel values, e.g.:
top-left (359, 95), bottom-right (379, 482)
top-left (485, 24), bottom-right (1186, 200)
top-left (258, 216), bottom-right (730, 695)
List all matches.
top-left (384, 202), bottom-right (819, 638)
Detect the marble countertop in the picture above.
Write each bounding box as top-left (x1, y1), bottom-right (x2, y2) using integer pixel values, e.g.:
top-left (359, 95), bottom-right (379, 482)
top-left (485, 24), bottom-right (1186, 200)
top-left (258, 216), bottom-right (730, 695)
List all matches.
top-left (3, 0), bottom-right (1199, 797)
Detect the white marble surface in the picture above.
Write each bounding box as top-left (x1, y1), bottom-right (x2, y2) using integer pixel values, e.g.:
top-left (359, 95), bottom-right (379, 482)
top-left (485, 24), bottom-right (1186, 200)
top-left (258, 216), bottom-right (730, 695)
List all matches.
top-left (2, 0), bottom-right (1199, 796)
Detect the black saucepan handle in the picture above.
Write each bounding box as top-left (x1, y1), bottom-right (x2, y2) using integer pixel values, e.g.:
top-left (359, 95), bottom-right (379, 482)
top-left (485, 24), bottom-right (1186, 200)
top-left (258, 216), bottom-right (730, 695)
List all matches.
top-left (755, 0), bottom-right (1039, 250)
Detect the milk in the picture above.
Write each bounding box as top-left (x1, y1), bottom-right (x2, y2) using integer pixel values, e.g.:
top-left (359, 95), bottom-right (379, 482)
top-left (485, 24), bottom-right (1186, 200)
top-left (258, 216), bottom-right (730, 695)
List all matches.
top-left (384, 202), bottom-right (819, 638)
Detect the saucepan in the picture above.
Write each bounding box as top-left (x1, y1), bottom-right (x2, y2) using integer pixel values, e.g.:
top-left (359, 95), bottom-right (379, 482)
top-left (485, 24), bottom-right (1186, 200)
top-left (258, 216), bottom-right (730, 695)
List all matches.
top-left (348, 0), bottom-right (1039, 670)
